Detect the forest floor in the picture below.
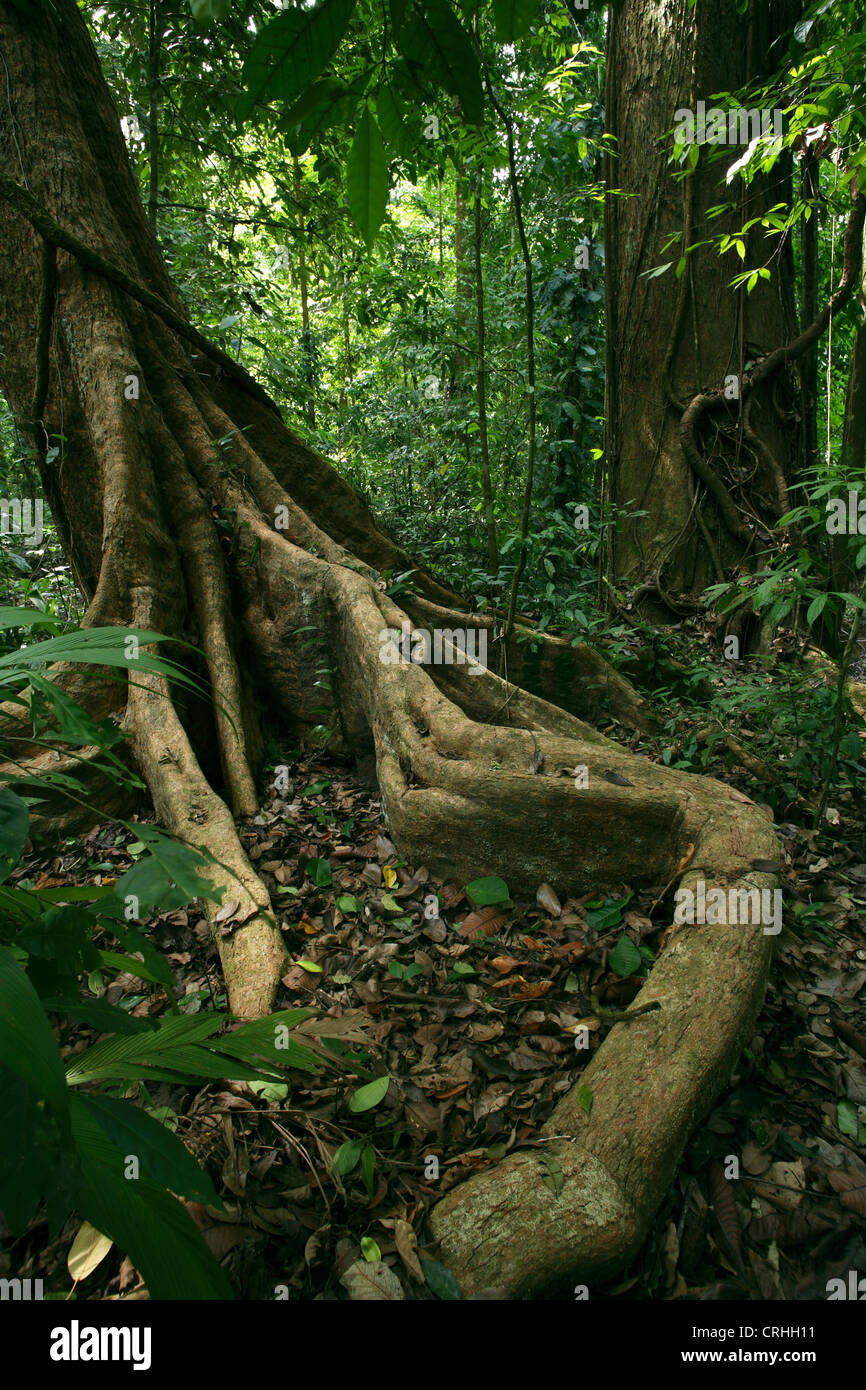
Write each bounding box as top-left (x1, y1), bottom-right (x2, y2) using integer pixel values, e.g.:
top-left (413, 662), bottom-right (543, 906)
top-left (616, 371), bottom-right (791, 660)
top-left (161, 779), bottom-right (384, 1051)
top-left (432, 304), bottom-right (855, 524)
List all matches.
top-left (9, 668), bottom-right (866, 1302)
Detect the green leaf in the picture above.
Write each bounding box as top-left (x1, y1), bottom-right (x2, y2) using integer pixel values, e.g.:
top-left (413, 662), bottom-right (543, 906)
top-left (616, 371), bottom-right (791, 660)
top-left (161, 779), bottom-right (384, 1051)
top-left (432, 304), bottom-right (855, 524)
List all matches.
top-left (78, 1093), bottom-right (222, 1205)
top-left (0, 944), bottom-right (70, 1135)
top-left (465, 875), bottom-right (510, 906)
top-left (237, 0), bottom-right (356, 123)
top-left (348, 1074), bottom-right (390, 1112)
top-left (539, 1152), bottom-right (564, 1196)
top-left (586, 899), bottom-right (624, 930)
top-left (280, 77), bottom-right (347, 130)
top-left (39, 997), bottom-right (156, 1036)
top-left (577, 1084), bottom-right (593, 1115)
top-left (69, 1097), bottom-right (231, 1298)
top-left (347, 108), bottom-right (389, 251)
top-left (376, 84), bottom-right (413, 156)
top-left (0, 786), bottom-right (29, 878)
top-left (188, 0), bottom-right (232, 20)
top-left (422, 1258), bottom-right (462, 1299)
top-left (360, 1143), bottom-right (376, 1197)
top-left (609, 935), bottom-right (643, 978)
top-left (248, 1078), bottom-right (289, 1102)
top-left (492, 0), bottom-right (538, 43)
top-left (306, 856), bottom-right (333, 887)
top-left (333, 1139), bottom-right (363, 1175)
top-left (361, 1235), bottom-right (381, 1261)
top-left (403, 0), bottom-right (483, 124)
top-left (837, 1098), bottom-right (859, 1139)
top-left (806, 592), bottom-right (828, 626)
top-left (336, 894), bottom-right (362, 914)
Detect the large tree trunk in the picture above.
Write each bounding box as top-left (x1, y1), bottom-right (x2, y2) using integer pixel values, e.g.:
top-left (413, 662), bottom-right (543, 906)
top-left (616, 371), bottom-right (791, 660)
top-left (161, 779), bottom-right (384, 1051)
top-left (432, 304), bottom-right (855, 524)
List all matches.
top-left (605, 0), bottom-right (803, 611)
top-left (0, 0), bottom-right (780, 1295)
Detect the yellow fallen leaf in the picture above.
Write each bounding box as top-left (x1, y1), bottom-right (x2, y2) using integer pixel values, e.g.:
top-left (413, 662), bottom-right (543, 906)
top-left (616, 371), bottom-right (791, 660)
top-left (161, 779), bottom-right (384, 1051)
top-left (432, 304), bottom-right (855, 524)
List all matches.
top-left (383, 866), bottom-right (397, 889)
top-left (68, 1222), bottom-right (113, 1283)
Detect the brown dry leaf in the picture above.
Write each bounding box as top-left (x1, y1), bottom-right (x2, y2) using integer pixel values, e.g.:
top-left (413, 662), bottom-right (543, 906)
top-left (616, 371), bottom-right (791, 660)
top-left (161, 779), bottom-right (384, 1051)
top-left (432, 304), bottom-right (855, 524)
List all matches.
top-left (202, 1224), bottom-right (255, 1260)
top-left (282, 965), bottom-right (318, 992)
top-left (550, 940), bottom-right (588, 962)
top-left (742, 1140), bottom-right (772, 1176)
top-left (213, 897), bottom-right (240, 923)
top-left (439, 882), bottom-right (464, 909)
top-left (674, 843), bottom-right (696, 876)
top-left (468, 1021), bottom-right (503, 1042)
top-left (536, 882), bottom-right (561, 917)
top-left (489, 955), bottom-right (525, 975)
top-left (457, 905), bottom-right (508, 938)
top-left (663, 1220), bottom-right (680, 1288)
top-left (827, 1166), bottom-right (866, 1215)
top-left (340, 1260), bottom-right (404, 1300)
top-left (708, 1160), bottom-right (744, 1274)
top-left (509, 979), bottom-right (555, 1000)
top-left (117, 1256), bottom-right (137, 1292)
top-left (759, 1160), bottom-right (805, 1212)
top-left (747, 1209), bottom-right (833, 1244)
top-left (393, 1220), bottom-right (424, 1284)
top-left (297, 1011), bottom-right (369, 1043)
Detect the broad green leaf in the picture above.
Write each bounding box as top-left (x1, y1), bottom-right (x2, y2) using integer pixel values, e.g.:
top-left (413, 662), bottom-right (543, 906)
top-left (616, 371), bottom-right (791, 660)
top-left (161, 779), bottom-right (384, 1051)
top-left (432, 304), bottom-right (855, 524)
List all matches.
top-left (609, 934), bottom-right (642, 978)
top-left (837, 1098), bottom-right (859, 1139)
top-left (79, 1092), bottom-right (222, 1205)
top-left (347, 109), bottom-right (389, 250)
top-left (376, 84), bottom-right (413, 155)
top-left (465, 875), bottom-right (510, 906)
top-left (422, 1258), bottom-right (461, 1300)
top-left (306, 856), bottom-right (333, 886)
top-left (348, 1074), bottom-right (390, 1112)
top-left (492, 0), bottom-right (537, 42)
top-left (333, 1139), bottom-right (363, 1174)
top-left (188, 0), bottom-right (232, 20)
top-left (39, 997), bottom-right (156, 1036)
top-left (361, 1235), bottom-right (381, 1262)
top-left (403, 0), bottom-right (483, 124)
top-left (69, 1097), bottom-right (231, 1299)
top-left (0, 786), bottom-right (29, 876)
top-left (237, 0), bottom-right (356, 123)
top-left (0, 944), bottom-right (70, 1134)
top-left (577, 1084), bottom-right (593, 1115)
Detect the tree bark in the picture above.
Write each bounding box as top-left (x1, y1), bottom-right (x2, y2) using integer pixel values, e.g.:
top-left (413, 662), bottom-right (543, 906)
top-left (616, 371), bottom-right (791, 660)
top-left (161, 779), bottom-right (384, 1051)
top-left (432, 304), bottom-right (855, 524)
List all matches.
top-left (605, 0), bottom-right (803, 611)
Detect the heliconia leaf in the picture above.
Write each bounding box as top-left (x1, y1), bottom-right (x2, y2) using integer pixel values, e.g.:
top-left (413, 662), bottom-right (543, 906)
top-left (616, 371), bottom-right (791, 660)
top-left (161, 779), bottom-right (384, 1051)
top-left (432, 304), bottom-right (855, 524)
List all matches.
top-left (347, 109), bottom-right (389, 250)
top-left (0, 945), bottom-right (70, 1136)
top-left (78, 1093), bottom-right (222, 1206)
